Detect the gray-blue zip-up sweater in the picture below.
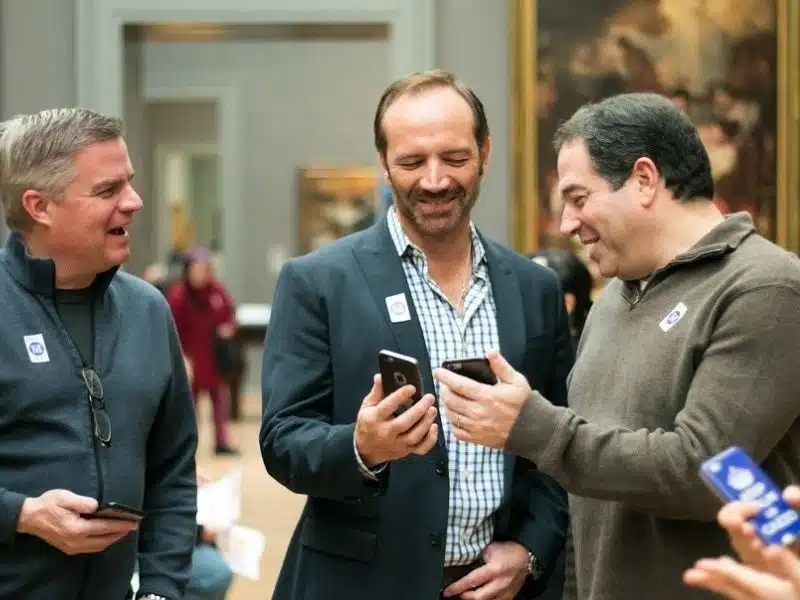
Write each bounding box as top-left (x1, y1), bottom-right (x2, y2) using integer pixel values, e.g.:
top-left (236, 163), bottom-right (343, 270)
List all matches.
top-left (0, 233), bottom-right (198, 600)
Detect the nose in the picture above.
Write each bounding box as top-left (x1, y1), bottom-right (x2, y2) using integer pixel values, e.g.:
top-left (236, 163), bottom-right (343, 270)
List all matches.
top-left (120, 185), bottom-right (143, 213)
top-left (560, 203), bottom-right (581, 236)
top-left (419, 161), bottom-right (450, 193)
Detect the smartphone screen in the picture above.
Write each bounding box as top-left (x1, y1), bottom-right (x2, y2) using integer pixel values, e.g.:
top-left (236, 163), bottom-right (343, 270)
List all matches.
top-left (378, 350), bottom-right (423, 416)
top-left (441, 357), bottom-right (497, 385)
top-left (700, 446), bottom-right (800, 546)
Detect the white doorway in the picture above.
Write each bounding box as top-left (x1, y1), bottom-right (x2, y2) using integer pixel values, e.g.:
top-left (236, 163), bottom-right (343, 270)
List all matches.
top-left (154, 143), bottom-right (221, 267)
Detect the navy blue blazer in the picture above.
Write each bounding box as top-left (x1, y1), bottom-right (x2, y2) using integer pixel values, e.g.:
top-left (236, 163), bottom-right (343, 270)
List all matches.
top-left (260, 218), bottom-right (572, 600)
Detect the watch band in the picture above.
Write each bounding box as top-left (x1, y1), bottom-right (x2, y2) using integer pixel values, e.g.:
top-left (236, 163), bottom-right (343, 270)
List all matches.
top-left (527, 552), bottom-right (544, 580)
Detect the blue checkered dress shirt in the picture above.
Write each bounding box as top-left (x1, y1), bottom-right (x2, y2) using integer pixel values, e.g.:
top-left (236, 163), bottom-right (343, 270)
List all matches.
top-left (387, 208), bottom-right (505, 566)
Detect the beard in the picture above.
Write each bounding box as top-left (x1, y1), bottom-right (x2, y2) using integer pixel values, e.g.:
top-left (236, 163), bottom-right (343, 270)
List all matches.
top-left (388, 171), bottom-right (482, 239)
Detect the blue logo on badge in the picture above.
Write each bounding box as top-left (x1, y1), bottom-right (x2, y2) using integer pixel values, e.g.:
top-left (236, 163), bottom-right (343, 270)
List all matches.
top-left (28, 342), bottom-right (45, 356)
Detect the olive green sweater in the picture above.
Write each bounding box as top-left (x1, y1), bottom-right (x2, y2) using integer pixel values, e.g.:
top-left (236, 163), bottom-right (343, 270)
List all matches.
top-left (506, 213), bottom-right (800, 600)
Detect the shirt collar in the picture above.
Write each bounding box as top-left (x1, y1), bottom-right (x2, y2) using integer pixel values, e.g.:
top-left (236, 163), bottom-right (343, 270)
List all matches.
top-left (386, 206), bottom-right (486, 268)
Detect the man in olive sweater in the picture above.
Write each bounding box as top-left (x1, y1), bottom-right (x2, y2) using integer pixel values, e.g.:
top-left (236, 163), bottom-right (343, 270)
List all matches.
top-left (433, 92), bottom-right (800, 600)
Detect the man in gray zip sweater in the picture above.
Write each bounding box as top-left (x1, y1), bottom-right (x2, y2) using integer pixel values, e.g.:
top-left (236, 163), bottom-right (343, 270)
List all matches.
top-left (433, 93), bottom-right (800, 600)
top-left (0, 108), bottom-right (198, 600)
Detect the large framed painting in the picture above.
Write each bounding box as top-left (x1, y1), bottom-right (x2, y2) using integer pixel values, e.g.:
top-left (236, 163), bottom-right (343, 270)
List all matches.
top-left (297, 166), bottom-right (380, 254)
top-left (510, 0), bottom-right (800, 255)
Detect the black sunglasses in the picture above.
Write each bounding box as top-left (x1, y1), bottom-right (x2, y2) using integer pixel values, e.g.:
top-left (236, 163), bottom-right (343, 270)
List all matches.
top-left (81, 367), bottom-right (111, 447)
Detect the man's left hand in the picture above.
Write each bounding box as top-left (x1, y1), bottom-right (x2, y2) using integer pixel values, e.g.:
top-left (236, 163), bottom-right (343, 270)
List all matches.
top-left (442, 541), bottom-right (531, 599)
top-left (434, 350), bottom-right (530, 449)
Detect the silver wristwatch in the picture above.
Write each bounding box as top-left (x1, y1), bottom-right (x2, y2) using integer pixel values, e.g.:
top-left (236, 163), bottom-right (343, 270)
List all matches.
top-left (138, 595), bottom-right (169, 600)
top-left (527, 552), bottom-right (545, 580)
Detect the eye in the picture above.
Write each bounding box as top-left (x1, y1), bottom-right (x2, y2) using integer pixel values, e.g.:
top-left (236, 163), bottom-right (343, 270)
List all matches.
top-left (446, 158), bottom-right (468, 166)
top-left (98, 188), bottom-right (115, 198)
top-left (572, 195), bottom-right (588, 207)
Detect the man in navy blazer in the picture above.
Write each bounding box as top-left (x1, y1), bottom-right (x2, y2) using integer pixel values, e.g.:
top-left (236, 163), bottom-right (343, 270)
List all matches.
top-left (260, 70), bottom-right (572, 600)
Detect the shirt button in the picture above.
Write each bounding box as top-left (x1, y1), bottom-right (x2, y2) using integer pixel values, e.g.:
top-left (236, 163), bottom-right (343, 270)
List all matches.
top-left (436, 461), bottom-right (446, 476)
top-left (429, 533), bottom-right (443, 547)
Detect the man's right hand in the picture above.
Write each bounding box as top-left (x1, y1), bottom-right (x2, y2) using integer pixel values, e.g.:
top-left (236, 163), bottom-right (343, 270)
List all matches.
top-left (16, 489), bottom-right (138, 555)
top-left (354, 374), bottom-right (438, 467)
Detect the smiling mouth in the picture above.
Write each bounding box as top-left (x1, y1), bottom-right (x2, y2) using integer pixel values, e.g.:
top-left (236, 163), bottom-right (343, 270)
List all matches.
top-left (107, 227), bottom-right (128, 236)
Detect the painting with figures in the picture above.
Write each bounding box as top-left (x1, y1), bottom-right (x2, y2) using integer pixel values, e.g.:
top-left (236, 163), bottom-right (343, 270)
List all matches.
top-left (297, 166), bottom-right (380, 255)
top-left (510, 0), bottom-right (799, 256)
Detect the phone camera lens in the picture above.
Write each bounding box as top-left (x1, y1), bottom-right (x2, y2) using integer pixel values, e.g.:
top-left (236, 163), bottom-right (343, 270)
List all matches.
top-left (393, 372), bottom-right (407, 386)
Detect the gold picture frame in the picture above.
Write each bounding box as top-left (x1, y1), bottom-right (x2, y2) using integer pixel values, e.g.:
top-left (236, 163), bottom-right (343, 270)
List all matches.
top-left (510, 0), bottom-right (800, 255)
top-left (297, 166), bottom-right (379, 255)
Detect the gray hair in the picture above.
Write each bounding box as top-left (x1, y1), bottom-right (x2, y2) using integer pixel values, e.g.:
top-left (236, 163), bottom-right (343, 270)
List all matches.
top-left (0, 108), bottom-right (123, 232)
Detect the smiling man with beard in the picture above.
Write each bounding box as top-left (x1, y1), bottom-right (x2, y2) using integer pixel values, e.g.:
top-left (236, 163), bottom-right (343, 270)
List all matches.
top-left (0, 108), bottom-right (198, 600)
top-left (260, 70), bottom-right (572, 600)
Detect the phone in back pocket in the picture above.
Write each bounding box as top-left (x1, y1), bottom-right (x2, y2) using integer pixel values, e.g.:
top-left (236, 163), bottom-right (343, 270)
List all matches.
top-left (378, 350), bottom-right (424, 417)
top-left (440, 357), bottom-right (498, 385)
top-left (699, 446), bottom-right (800, 547)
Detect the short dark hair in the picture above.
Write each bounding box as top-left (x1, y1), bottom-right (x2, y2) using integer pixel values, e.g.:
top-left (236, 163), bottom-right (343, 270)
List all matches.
top-left (373, 69), bottom-right (489, 156)
top-left (553, 92), bottom-right (714, 201)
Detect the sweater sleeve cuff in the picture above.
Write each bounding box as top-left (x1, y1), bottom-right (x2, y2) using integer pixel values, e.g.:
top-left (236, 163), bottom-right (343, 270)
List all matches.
top-left (504, 391), bottom-right (569, 466)
top-left (0, 490), bottom-right (28, 545)
top-left (137, 576), bottom-right (180, 600)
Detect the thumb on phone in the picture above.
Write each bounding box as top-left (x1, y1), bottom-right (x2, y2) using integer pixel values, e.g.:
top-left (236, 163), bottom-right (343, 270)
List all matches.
top-left (783, 485), bottom-right (800, 510)
top-left (362, 374), bottom-right (383, 407)
top-left (486, 350), bottom-right (518, 385)
top-left (53, 489), bottom-right (98, 515)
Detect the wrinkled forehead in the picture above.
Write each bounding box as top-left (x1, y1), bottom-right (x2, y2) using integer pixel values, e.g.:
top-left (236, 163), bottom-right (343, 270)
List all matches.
top-left (73, 138), bottom-right (134, 183)
top-left (383, 88), bottom-right (477, 154)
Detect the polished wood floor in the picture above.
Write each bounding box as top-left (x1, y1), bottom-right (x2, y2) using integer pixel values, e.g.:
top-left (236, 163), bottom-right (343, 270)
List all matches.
top-left (195, 392), bottom-right (304, 600)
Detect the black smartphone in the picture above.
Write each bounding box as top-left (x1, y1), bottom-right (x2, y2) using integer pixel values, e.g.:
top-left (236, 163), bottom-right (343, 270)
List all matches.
top-left (440, 357), bottom-right (498, 385)
top-left (378, 349), bottom-right (424, 417)
top-left (88, 502), bottom-right (145, 522)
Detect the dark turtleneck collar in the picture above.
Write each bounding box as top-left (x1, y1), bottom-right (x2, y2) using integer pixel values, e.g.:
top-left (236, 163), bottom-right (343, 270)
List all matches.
top-left (2, 232), bottom-right (119, 298)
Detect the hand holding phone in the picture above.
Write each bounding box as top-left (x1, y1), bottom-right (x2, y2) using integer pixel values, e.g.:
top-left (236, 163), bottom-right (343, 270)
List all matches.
top-left (440, 357), bottom-right (498, 385)
top-left (352, 351), bottom-right (439, 468)
top-left (700, 446), bottom-right (800, 547)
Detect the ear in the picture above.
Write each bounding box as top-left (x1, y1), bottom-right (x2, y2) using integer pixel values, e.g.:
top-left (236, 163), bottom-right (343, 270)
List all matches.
top-left (479, 135), bottom-right (492, 176)
top-left (20, 189), bottom-right (55, 228)
top-left (378, 153), bottom-right (389, 181)
top-left (631, 157), bottom-right (659, 207)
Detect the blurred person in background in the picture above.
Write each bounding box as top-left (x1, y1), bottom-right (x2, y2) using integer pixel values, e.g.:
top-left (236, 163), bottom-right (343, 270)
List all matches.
top-left (168, 249), bottom-right (239, 456)
top-left (0, 107), bottom-right (197, 600)
top-left (529, 249), bottom-right (593, 349)
top-left (185, 469), bottom-right (233, 600)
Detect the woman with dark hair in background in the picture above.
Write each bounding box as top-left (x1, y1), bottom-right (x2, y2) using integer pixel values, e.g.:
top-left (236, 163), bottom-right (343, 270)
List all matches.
top-left (168, 249), bottom-right (239, 455)
top-left (530, 248), bottom-right (594, 349)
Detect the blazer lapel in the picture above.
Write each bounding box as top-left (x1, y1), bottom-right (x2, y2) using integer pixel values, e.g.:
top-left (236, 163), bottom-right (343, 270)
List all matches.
top-left (353, 219), bottom-right (445, 453)
top-left (483, 238), bottom-right (526, 496)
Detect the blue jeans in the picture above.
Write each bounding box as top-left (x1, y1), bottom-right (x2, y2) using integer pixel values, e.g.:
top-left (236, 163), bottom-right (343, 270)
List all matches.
top-left (184, 544), bottom-right (233, 600)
